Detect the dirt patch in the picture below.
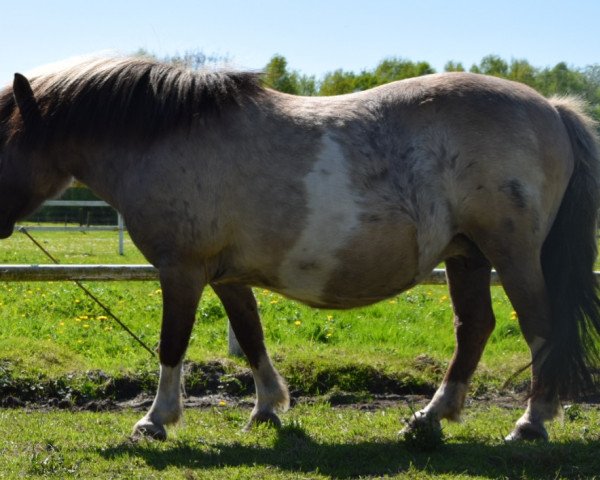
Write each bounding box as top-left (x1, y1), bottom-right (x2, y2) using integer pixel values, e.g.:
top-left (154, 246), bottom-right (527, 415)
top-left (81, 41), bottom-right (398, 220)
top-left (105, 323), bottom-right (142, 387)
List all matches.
top-left (14, 391), bottom-right (564, 415)
top-left (2, 358), bottom-right (598, 412)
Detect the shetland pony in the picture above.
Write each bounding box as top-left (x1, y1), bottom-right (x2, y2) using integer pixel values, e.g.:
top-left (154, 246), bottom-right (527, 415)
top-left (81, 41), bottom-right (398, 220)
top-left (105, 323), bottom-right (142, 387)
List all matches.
top-left (1, 56), bottom-right (599, 442)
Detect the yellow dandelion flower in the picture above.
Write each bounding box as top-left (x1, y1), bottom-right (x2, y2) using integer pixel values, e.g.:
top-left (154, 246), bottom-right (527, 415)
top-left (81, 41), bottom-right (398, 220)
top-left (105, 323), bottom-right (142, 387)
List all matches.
top-left (388, 300), bottom-right (397, 305)
top-left (75, 299), bottom-right (80, 303)
top-left (294, 320), bottom-right (301, 326)
top-left (326, 332), bottom-right (332, 338)
top-left (218, 400), bottom-right (227, 406)
top-left (79, 315), bottom-right (89, 320)
top-left (270, 300), bottom-right (279, 305)
top-left (327, 315), bottom-right (334, 321)
top-left (59, 322), bottom-right (65, 327)
top-left (83, 324), bottom-right (90, 328)
top-left (97, 316), bottom-right (108, 321)
top-left (440, 295), bottom-right (449, 302)
top-left (154, 289), bottom-right (162, 295)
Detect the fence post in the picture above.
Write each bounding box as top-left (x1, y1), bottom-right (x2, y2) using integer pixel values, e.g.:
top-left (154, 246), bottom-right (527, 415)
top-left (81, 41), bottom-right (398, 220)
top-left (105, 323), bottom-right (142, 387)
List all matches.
top-left (228, 322), bottom-right (244, 357)
top-left (118, 213), bottom-right (125, 256)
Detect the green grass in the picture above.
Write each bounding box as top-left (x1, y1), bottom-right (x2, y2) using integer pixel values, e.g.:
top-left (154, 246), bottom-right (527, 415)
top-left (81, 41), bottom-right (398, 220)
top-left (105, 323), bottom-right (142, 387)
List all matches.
top-left (1, 404), bottom-right (599, 479)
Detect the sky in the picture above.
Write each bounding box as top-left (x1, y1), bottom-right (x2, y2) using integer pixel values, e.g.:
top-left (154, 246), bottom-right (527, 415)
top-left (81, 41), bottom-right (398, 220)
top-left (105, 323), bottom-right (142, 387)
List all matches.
top-left (1, 0), bottom-right (599, 85)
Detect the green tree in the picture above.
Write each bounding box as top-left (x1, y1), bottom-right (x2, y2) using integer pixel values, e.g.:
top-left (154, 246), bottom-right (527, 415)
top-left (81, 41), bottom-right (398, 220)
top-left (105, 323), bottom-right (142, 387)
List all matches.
top-left (319, 69), bottom-right (361, 95)
top-left (319, 58), bottom-right (433, 96)
top-left (537, 62), bottom-right (590, 97)
top-left (263, 54), bottom-right (300, 94)
top-left (261, 54), bottom-right (599, 121)
top-left (263, 55), bottom-right (317, 95)
top-left (471, 55), bottom-right (509, 76)
top-left (507, 59), bottom-right (537, 87)
top-left (296, 75), bottom-right (318, 96)
top-left (444, 61), bottom-right (465, 72)
top-left (374, 58), bottom-right (434, 83)
top-left (583, 65), bottom-right (600, 121)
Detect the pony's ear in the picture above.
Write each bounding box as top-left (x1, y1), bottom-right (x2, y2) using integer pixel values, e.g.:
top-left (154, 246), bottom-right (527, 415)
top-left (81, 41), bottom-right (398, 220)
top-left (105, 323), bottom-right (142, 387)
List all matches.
top-left (13, 73), bottom-right (41, 124)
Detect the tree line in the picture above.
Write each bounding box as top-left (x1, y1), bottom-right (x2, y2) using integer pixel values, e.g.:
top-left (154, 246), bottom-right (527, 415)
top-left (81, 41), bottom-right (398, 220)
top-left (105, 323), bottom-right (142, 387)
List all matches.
top-left (263, 54), bottom-right (600, 122)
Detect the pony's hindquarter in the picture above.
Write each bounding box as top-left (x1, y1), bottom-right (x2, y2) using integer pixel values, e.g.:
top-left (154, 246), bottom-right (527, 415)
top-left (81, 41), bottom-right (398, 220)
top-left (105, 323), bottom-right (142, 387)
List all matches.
top-left (404, 96), bottom-right (600, 443)
top-left (539, 98), bottom-right (600, 399)
top-left (500, 98), bottom-right (600, 441)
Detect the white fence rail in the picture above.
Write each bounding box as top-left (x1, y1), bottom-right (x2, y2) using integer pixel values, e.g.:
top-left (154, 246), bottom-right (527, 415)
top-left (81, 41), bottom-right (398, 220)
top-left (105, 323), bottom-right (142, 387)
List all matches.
top-left (0, 264), bottom-right (157, 281)
top-left (0, 265), bottom-right (495, 284)
top-left (10, 264), bottom-right (600, 285)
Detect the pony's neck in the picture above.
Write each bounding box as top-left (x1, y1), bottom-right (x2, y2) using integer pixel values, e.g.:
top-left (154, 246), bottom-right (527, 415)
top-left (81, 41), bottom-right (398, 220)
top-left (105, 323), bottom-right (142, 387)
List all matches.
top-left (57, 140), bottom-right (131, 209)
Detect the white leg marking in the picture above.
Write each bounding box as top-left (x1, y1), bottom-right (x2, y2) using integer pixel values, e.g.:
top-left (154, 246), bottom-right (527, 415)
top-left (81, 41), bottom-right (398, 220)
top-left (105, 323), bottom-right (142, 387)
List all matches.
top-left (419, 380), bottom-right (468, 422)
top-left (252, 353), bottom-right (290, 416)
top-left (402, 380), bottom-right (468, 437)
top-left (505, 336), bottom-right (560, 441)
top-left (133, 362), bottom-right (183, 437)
top-left (518, 396), bottom-right (561, 426)
top-left (279, 134), bottom-right (362, 302)
top-left (506, 396), bottom-right (560, 441)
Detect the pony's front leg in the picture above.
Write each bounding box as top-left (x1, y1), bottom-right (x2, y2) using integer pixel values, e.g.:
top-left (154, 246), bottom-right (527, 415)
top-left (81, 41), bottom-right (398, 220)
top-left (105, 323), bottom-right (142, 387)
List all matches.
top-left (213, 284), bottom-right (289, 429)
top-left (133, 266), bottom-right (205, 440)
top-left (403, 251), bottom-right (495, 438)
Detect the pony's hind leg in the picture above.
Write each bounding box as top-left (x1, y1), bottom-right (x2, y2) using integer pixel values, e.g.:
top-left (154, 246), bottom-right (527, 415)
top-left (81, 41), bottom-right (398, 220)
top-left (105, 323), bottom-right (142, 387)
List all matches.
top-left (403, 246), bottom-right (495, 436)
top-left (492, 257), bottom-right (560, 441)
top-left (132, 265), bottom-right (206, 440)
top-left (213, 284), bottom-right (289, 429)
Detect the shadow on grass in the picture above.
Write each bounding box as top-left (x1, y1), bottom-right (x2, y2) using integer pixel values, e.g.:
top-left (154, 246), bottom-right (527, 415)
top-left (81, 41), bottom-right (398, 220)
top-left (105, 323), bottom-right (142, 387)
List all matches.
top-left (99, 424), bottom-right (600, 478)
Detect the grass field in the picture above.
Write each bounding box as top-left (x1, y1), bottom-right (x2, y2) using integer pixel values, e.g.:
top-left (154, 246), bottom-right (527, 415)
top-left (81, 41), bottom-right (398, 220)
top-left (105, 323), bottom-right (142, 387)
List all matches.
top-left (1, 228), bottom-right (599, 479)
top-left (1, 405), bottom-right (599, 479)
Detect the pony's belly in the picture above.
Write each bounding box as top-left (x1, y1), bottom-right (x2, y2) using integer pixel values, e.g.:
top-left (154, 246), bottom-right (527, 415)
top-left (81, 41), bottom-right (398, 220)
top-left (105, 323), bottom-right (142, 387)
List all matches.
top-left (278, 278), bottom-right (417, 309)
top-left (276, 255), bottom-right (420, 309)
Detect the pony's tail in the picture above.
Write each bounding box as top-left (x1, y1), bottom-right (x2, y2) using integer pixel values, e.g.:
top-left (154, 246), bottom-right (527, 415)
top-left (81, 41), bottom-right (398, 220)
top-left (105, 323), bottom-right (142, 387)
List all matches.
top-left (539, 97), bottom-right (600, 399)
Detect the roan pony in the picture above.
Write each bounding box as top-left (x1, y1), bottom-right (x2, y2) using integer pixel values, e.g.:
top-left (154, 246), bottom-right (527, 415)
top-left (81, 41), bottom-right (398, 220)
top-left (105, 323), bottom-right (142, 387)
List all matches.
top-left (1, 56), bottom-right (599, 442)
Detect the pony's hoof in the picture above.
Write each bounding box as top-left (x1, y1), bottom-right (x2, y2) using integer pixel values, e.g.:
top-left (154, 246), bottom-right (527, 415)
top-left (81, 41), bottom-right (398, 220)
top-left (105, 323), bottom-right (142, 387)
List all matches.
top-left (132, 419), bottom-right (167, 441)
top-left (243, 410), bottom-right (282, 431)
top-left (400, 411), bottom-right (441, 435)
top-left (401, 412), bottom-right (444, 450)
top-left (505, 423), bottom-right (548, 442)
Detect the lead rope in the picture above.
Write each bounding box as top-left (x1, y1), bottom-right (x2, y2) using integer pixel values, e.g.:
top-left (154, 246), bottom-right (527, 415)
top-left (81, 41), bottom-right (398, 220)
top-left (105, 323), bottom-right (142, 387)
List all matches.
top-left (18, 226), bottom-right (156, 358)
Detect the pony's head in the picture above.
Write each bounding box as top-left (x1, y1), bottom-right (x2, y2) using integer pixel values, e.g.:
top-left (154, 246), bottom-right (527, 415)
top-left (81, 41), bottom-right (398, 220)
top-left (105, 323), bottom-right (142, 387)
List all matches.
top-left (0, 73), bottom-right (71, 238)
